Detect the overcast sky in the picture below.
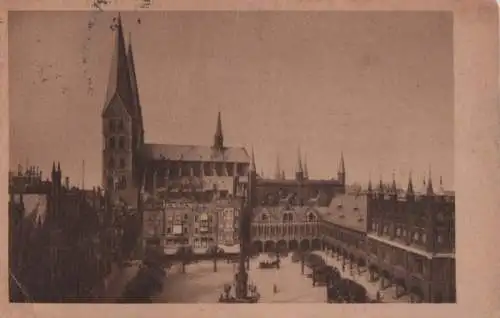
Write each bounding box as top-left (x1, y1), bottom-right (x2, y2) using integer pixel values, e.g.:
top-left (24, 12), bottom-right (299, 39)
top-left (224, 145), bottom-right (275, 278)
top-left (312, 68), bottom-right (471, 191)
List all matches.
top-left (9, 11), bottom-right (454, 190)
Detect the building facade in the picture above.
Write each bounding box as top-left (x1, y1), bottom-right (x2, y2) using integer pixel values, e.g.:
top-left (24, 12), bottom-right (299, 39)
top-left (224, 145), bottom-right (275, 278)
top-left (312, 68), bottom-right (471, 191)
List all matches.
top-left (9, 164), bottom-right (124, 302)
top-left (319, 176), bottom-right (456, 303)
top-left (101, 15), bottom-right (251, 209)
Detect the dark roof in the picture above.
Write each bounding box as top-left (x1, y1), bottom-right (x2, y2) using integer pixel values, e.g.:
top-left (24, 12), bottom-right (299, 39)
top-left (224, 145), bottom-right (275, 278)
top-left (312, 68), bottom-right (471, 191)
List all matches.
top-left (143, 143), bottom-right (250, 163)
top-left (318, 194), bottom-right (368, 233)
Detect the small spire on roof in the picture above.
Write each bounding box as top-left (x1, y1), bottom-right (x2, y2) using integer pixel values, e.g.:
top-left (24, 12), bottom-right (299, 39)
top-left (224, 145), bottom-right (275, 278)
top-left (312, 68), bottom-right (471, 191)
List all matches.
top-left (250, 146), bottom-right (256, 172)
top-left (427, 165), bottom-right (434, 195)
top-left (407, 170), bottom-right (414, 195)
top-left (296, 146), bottom-right (303, 174)
top-left (303, 154), bottom-right (309, 179)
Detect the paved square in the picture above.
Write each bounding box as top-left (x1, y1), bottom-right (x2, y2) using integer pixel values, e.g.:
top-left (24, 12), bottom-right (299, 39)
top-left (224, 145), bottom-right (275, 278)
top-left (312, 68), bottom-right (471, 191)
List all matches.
top-left (152, 256), bottom-right (327, 303)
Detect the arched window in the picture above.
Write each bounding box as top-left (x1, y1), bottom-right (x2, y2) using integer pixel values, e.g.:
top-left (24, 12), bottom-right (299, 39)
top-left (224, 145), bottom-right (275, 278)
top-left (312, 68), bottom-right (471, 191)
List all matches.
top-left (307, 212), bottom-right (315, 222)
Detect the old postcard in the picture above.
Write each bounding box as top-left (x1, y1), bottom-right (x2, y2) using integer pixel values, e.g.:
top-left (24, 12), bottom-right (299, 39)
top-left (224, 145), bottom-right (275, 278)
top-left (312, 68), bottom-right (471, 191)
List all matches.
top-left (1, 0), bottom-right (499, 318)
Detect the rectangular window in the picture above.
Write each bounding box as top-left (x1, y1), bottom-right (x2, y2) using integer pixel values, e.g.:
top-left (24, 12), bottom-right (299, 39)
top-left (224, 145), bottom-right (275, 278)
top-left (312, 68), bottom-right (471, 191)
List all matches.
top-left (119, 136), bottom-right (125, 149)
top-left (109, 137), bottom-right (115, 149)
top-left (109, 120), bottom-right (115, 132)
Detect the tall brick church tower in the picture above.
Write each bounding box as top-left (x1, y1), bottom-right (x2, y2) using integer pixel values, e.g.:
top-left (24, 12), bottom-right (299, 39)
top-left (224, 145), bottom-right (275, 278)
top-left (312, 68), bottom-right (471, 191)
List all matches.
top-left (101, 14), bottom-right (144, 207)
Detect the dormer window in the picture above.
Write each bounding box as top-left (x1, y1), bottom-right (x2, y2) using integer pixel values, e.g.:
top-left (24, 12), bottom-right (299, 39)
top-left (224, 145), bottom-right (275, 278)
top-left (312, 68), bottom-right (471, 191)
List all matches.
top-left (337, 203), bottom-right (343, 209)
top-left (261, 214), bottom-right (269, 221)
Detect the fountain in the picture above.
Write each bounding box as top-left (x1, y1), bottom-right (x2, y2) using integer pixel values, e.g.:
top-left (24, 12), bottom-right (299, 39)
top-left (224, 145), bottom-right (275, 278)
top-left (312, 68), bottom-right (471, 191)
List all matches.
top-left (218, 173), bottom-right (260, 303)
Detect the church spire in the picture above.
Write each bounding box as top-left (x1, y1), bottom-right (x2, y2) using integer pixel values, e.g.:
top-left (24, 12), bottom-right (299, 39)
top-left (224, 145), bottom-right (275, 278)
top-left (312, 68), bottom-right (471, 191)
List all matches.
top-left (303, 154), bottom-right (309, 179)
top-left (103, 13), bottom-right (134, 116)
top-left (213, 112), bottom-right (224, 151)
top-left (274, 154), bottom-right (281, 180)
top-left (127, 32), bottom-right (142, 123)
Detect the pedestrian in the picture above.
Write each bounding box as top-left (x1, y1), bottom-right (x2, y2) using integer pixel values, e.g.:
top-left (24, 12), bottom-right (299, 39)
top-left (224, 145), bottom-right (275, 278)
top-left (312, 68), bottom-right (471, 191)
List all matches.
top-left (273, 283), bottom-right (278, 294)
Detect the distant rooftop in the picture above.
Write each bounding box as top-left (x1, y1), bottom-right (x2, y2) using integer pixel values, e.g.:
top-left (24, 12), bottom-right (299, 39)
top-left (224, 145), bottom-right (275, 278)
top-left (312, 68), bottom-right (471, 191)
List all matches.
top-left (318, 194), bottom-right (368, 233)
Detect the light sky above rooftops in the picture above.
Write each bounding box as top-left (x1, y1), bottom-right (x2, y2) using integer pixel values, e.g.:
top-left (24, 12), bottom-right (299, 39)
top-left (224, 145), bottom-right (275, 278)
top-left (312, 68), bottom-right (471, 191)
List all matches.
top-left (9, 11), bottom-right (453, 190)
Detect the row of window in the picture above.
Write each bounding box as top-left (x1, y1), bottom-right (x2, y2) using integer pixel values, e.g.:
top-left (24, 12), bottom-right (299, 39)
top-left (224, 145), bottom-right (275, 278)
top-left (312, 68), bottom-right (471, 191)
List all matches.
top-left (106, 136), bottom-right (127, 150)
top-left (108, 157), bottom-right (127, 169)
top-left (107, 175), bottom-right (127, 189)
top-left (260, 212), bottom-right (316, 222)
top-left (251, 224), bottom-right (319, 237)
top-left (108, 119), bottom-right (125, 132)
top-left (149, 163), bottom-right (248, 178)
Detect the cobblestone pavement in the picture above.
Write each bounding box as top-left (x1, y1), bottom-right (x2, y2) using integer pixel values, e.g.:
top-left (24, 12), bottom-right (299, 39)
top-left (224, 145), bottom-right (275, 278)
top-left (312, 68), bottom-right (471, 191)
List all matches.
top-left (152, 256), bottom-right (327, 303)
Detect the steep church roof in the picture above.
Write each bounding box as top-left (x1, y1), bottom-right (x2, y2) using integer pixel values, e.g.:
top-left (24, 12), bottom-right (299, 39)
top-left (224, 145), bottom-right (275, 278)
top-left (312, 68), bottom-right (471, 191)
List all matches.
top-left (142, 143), bottom-right (250, 163)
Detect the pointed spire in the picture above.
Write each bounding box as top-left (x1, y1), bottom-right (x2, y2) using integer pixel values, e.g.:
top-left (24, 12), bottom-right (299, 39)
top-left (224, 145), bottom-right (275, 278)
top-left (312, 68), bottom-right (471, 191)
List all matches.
top-left (57, 162), bottom-right (61, 172)
top-left (338, 151), bottom-right (345, 174)
top-left (427, 166), bottom-right (434, 195)
top-left (52, 162), bottom-right (56, 173)
top-left (275, 154), bottom-right (282, 180)
top-left (407, 170), bottom-right (414, 195)
top-left (391, 170), bottom-right (397, 193)
top-left (127, 31), bottom-right (142, 123)
top-left (104, 12), bottom-right (134, 116)
top-left (303, 154), bottom-right (309, 179)
top-left (250, 146), bottom-right (256, 172)
top-left (213, 112), bottom-right (224, 151)
top-left (296, 146), bottom-right (303, 174)
top-left (281, 170), bottom-right (286, 180)
top-left (378, 175), bottom-right (384, 193)
top-left (367, 173), bottom-right (373, 193)
top-left (337, 151), bottom-right (346, 184)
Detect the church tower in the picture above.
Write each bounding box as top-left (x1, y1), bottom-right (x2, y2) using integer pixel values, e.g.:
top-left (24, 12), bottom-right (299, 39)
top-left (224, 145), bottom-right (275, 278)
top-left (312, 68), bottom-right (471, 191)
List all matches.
top-left (101, 14), bottom-right (144, 207)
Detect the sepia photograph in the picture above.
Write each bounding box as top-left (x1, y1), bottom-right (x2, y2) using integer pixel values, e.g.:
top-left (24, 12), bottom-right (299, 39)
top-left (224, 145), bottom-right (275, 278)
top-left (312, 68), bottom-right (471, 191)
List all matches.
top-left (8, 10), bottom-right (456, 304)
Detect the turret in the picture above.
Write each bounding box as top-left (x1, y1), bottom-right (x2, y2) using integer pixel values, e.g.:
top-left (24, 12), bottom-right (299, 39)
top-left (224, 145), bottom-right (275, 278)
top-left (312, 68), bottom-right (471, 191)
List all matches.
top-left (295, 147), bottom-right (304, 181)
top-left (213, 112), bottom-right (224, 152)
top-left (426, 167), bottom-right (434, 196)
top-left (337, 151), bottom-right (346, 185)
top-left (274, 154), bottom-right (282, 180)
top-left (406, 171), bottom-right (415, 200)
top-left (303, 154), bottom-right (309, 180)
